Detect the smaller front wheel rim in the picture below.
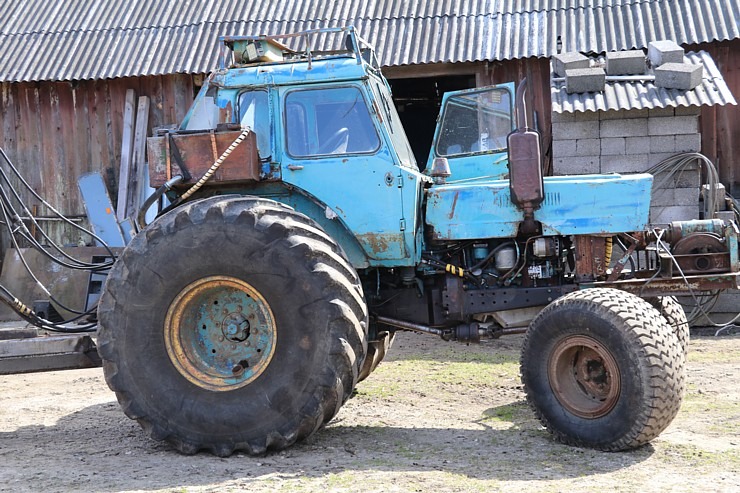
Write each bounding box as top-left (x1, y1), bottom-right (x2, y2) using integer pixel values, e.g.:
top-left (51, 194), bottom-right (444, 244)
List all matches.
top-left (548, 335), bottom-right (621, 419)
top-left (164, 276), bottom-right (277, 392)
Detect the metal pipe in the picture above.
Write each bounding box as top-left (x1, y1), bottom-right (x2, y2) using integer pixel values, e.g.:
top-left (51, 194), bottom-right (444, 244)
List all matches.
top-left (515, 78), bottom-right (528, 129)
top-left (374, 316), bottom-right (446, 336)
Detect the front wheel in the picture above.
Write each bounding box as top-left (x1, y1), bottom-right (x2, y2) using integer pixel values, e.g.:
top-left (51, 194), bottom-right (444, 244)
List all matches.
top-left (520, 288), bottom-right (684, 451)
top-left (97, 196), bottom-right (367, 456)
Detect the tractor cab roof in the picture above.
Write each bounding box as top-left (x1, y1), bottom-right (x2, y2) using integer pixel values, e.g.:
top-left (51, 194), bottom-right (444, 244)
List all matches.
top-left (215, 26), bottom-right (381, 86)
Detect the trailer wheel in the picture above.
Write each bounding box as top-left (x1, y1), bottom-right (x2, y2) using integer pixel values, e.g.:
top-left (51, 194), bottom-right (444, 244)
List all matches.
top-left (97, 196), bottom-right (367, 456)
top-left (520, 288), bottom-right (684, 451)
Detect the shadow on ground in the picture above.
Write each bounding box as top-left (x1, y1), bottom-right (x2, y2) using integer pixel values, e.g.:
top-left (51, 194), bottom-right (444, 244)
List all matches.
top-left (0, 400), bottom-right (653, 492)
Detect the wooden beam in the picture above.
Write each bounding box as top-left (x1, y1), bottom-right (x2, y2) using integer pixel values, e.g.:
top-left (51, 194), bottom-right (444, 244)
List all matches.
top-left (116, 89), bottom-right (136, 221)
top-left (126, 96), bottom-right (150, 221)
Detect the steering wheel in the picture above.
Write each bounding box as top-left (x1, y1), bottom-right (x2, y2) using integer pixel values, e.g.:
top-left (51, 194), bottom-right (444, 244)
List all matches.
top-left (318, 127), bottom-right (349, 154)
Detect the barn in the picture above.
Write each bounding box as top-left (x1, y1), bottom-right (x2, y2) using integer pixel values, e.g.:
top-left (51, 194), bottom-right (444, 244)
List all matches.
top-left (0, 1), bottom-right (738, 324)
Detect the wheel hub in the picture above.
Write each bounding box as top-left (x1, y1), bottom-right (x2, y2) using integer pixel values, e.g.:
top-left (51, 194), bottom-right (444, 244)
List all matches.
top-left (548, 335), bottom-right (621, 419)
top-left (164, 276), bottom-right (276, 391)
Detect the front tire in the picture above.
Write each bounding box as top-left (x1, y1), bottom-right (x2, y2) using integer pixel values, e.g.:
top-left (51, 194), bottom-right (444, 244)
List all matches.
top-left (520, 288), bottom-right (684, 451)
top-left (97, 196), bottom-right (367, 456)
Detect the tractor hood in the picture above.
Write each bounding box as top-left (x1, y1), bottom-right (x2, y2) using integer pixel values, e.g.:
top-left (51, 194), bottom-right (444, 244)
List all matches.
top-left (425, 173), bottom-right (653, 239)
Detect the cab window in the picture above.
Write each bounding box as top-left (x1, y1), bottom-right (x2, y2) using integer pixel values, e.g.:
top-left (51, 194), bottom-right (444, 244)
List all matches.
top-left (285, 86), bottom-right (380, 158)
top-left (238, 90), bottom-right (271, 160)
top-left (435, 88), bottom-right (513, 157)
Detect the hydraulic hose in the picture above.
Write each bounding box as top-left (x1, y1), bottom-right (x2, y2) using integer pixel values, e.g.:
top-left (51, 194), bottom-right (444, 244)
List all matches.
top-left (137, 175), bottom-right (184, 230)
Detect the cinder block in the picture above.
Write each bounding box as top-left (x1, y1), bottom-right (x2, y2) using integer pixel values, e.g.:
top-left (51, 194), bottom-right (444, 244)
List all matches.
top-left (553, 156), bottom-right (599, 175)
top-left (649, 205), bottom-right (700, 224)
top-left (653, 167), bottom-right (701, 189)
top-left (625, 137), bottom-right (650, 155)
top-left (600, 118), bottom-right (648, 138)
top-left (601, 137), bottom-right (626, 155)
top-left (655, 62), bottom-right (703, 90)
top-left (675, 105), bottom-right (701, 116)
top-left (576, 138), bottom-right (601, 156)
top-left (648, 115), bottom-right (698, 136)
top-left (553, 52), bottom-right (590, 77)
top-left (552, 139), bottom-right (577, 157)
top-left (648, 153), bottom-right (680, 167)
top-left (601, 154), bottom-right (648, 173)
top-left (551, 111), bottom-right (575, 123)
top-left (600, 109), bottom-right (649, 120)
top-left (574, 111), bottom-right (600, 122)
top-left (552, 121), bottom-right (600, 140)
top-left (650, 187), bottom-right (699, 207)
top-left (650, 135), bottom-right (675, 153)
top-left (606, 50), bottom-right (647, 75)
top-left (648, 40), bottom-right (684, 67)
top-left (565, 67), bottom-right (606, 94)
top-left (648, 107), bottom-right (675, 118)
top-left (674, 133), bottom-right (702, 152)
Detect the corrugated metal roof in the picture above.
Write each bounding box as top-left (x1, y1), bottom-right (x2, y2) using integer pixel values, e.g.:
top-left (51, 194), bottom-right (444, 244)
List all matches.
top-left (551, 51), bottom-right (737, 113)
top-left (0, 0), bottom-right (738, 82)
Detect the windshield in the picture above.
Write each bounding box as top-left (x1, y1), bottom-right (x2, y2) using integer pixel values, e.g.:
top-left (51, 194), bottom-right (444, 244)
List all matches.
top-left (435, 88), bottom-right (513, 157)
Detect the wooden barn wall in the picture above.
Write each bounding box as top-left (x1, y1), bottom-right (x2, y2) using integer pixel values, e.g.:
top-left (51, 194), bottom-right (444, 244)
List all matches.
top-left (689, 39), bottom-right (740, 195)
top-left (0, 74), bottom-right (195, 249)
top-left (476, 58), bottom-right (553, 174)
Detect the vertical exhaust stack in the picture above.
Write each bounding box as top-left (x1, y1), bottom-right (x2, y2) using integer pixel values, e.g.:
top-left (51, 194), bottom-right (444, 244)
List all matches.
top-left (507, 78), bottom-right (544, 235)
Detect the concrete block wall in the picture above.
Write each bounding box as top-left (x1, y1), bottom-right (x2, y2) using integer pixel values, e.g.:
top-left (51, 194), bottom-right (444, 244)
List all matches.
top-left (552, 106), bottom-right (702, 224)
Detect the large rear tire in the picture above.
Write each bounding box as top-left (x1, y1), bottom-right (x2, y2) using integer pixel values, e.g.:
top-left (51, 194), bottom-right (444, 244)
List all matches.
top-left (520, 288), bottom-right (684, 451)
top-left (97, 196), bottom-right (367, 456)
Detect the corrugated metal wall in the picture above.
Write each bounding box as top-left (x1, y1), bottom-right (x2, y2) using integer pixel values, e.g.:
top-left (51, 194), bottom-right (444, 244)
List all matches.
top-left (0, 74), bottom-right (194, 247)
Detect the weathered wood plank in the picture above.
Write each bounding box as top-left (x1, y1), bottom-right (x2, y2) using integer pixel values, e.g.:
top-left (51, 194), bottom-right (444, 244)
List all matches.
top-left (127, 95), bottom-right (150, 220)
top-left (116, 89), bottom-right (136, 221)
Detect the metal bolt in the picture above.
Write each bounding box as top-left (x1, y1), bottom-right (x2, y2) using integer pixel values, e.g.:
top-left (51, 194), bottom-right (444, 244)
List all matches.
top-left (231, 344), bottom-right (237, 350)
top-left (248, 313), bottom-right (255, 320)
top-left (219, 336), bottom-right (224, 342)
top-left (222, 308), bottom-right (229, 315)
top-left (237, 305), bottom-right (243, 312)
top-left (226, 324), bottom-right (238, 335)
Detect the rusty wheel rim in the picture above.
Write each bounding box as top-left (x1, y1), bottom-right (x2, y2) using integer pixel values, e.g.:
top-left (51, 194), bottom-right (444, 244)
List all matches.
top-left (164, 276), bottom-right (277, 392)
top-left (547, 335), bottom-right (621, 419)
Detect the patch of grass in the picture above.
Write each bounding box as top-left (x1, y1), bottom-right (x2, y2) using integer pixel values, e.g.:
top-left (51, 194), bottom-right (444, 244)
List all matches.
top-left (481, 402), bottom-right (530, 424)
top-left (687, 348), bottom-right (740, 364)
top-left (656, 442), bottom-right (740, 468)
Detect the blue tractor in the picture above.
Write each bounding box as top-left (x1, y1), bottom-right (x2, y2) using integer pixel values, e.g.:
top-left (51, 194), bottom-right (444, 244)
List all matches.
top-left (98, 27), bottom-right (738, 456)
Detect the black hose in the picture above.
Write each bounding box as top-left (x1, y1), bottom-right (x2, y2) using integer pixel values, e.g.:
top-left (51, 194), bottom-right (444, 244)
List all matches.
top-left (137, 175), bottom-right (184, 230)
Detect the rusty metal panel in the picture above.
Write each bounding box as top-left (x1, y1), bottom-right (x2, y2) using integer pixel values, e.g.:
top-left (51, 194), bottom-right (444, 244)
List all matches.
top-left (574, 235), bottom-right (609, 282)
top-left (148, 129), bottom-right (260, 187)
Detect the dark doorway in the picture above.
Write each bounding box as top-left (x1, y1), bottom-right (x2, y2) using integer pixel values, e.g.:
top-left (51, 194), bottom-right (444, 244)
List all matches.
top-left (388, 75), bottom-right (476, 170)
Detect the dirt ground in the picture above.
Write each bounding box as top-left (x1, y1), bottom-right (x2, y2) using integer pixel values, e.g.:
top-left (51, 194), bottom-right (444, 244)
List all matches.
top-left (1, 329), bottom-right (738, 493)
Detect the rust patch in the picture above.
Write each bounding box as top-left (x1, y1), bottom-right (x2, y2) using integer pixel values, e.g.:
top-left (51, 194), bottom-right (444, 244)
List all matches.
top-left (448, 191), bottom-right (459, 220)
top-left (358, 232), bottom-right (390, 255)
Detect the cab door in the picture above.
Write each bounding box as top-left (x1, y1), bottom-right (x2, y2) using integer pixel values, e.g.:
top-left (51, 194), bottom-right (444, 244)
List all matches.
top-left (427, 83), bottom-right (516, 181)
top-left (277, 83), bottom-right (412, 266)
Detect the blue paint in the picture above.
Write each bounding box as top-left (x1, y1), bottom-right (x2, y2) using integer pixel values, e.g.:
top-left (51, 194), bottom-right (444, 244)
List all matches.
top-left (77, 172), bottom-right (126, 247)
top-left (174, 28), bottom-right (660, 272)
top-left (426, 174), bottom-right (653, 239)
